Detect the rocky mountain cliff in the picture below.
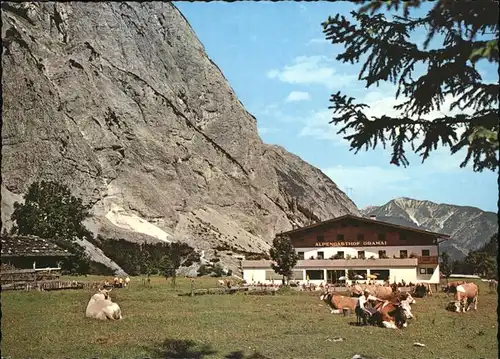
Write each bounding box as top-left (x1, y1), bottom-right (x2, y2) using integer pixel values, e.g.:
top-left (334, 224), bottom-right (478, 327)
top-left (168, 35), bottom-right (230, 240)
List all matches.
top-left (1, 2), bottom-right (359, 272)
top-left (362, 197), bottom-right (498, 260)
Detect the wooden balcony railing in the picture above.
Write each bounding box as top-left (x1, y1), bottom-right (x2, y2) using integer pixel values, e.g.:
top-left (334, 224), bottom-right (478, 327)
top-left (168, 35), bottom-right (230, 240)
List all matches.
top-left (417, 255), bottom-right (438, 265)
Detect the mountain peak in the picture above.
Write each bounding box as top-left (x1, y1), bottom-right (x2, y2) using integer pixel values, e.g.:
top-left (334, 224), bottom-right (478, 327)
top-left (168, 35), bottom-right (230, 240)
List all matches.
top-left (361, 198), bottom-right (497, 260)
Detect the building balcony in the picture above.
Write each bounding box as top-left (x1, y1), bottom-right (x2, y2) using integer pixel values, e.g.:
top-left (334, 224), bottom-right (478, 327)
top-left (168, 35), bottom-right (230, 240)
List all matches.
top-left (417, 255), bottom-right (438, 265)
top-left (242, 258), bottom-right (419, 269)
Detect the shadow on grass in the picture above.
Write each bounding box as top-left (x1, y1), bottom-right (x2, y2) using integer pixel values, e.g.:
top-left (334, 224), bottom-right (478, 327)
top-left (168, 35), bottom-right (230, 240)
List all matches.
top-left (146, 339), bottom-right (271, 359)
top-left (347, 321), bottom-right (365, 326)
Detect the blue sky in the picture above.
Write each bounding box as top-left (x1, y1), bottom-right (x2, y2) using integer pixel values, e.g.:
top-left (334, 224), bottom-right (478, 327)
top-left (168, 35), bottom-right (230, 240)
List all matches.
top-left (175, 1), bottom-right (498, 212)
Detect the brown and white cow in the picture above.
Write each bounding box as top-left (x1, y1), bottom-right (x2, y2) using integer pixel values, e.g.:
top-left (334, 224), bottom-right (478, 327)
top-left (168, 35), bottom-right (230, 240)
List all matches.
top-left (443, 280), bottom-right (466, 294)
top-left (371, 299), bottom-right (413, 329)
top-left (446, 282), bottom-right (479, 313)
top-left (350, 284), bottom-right (401, 298)
top-left (319, 292), bottom-right (358, 314)
top-left (389, 291), bottom-right (416, 305)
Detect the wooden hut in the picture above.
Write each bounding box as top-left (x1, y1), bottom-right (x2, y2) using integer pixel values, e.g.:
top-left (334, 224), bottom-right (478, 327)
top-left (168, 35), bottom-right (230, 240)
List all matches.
top-left (1, 234), bottom-right (72, 269)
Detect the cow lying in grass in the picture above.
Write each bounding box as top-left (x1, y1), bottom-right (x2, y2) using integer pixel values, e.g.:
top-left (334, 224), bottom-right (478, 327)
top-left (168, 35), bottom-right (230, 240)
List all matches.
top-left (320, 291), bottom-right (414, 329)
top-left (446, 282), bottom-right (479, 313)
top-left (85, 288), bottom-right (123, 321)
top-left (349, 284), bottom-right (399, 299)
top-left (370, 299), bottom-right (413, 329)
top-left (320, 292), bottom-right (358, 314)
top-left (412, 282), bottom-right (433, 297)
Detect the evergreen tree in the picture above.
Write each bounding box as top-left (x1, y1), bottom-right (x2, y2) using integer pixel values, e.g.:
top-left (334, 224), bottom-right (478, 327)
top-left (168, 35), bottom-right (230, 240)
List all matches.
top-left (322, 0), bottom-right (498, 172)
top-left (440, 251), bottom-right (452, 283)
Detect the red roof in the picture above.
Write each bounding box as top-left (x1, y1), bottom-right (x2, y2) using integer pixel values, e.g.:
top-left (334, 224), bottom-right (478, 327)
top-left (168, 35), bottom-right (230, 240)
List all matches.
top-left (279, 214), bottom-right (451, 238)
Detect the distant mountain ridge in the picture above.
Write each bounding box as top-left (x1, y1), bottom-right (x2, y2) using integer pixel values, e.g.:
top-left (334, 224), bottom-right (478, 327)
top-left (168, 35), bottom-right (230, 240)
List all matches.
top-left (361, 197), bottom-right (498, 260)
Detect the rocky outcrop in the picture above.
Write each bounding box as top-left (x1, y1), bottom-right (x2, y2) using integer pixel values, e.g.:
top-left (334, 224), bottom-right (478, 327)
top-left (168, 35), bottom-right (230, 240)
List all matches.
top-left (1, 2), bottom-right (358, 271)
top-left (361, 197), bottom-right (498, 260)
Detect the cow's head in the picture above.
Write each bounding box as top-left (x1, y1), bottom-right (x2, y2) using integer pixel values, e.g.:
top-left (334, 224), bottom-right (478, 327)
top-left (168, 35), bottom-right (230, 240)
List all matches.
top-left (99, 288), bottom-right (112, 300)
top-left (399, 299), bottom-right (414, 319)
top-left (400, 292), bottom-right (416, 305)
top-left (446, 300), bottom-right (461, 313)
top-left (319, 291), bottom-right (331, 303)
top-left (389, 302), bottom-right (409, 328)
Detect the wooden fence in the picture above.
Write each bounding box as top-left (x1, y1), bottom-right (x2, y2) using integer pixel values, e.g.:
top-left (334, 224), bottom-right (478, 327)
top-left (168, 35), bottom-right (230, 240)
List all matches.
top-left (0, 268), bottom-right (111, 292)
top-left (1, 268), bottom-right (61, 285)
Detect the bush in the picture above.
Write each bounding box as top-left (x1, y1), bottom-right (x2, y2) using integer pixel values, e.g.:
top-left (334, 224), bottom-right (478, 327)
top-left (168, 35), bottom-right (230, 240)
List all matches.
top-left (211, 264), bottom-right (225, 277)
top-left (197, 264), bottom-right (211, 277)
top-left (94, 236), bottom-right (199, 276)
top-left (89, 261), bottom-right (116, 276)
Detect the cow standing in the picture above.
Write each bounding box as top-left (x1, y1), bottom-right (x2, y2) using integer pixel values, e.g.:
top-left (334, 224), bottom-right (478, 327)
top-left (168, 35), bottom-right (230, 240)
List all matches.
top-left (443, 280), bottom-right (466, 294)
top-left (447, 282), bottom-right (479, 313)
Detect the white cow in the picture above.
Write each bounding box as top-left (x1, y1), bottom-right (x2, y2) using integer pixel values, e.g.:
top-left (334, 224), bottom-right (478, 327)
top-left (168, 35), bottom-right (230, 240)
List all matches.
top-left (85, 289), bottom-right (122, 320)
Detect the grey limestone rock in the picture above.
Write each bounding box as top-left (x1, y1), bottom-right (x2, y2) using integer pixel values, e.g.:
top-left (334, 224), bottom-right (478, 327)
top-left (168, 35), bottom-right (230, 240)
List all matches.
top-left (1, 2), bottom-right (359, 272)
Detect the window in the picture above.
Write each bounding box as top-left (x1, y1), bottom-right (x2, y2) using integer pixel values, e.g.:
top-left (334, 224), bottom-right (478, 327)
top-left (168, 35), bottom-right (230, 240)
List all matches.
top-left (337, 251), bottom-right (345, 259)
top-left (297, 252), bottom-right (304, 260)
top-left (341, 223), bottom-right (348, 228)
top-left (317, 251), bottom-right (324, 260)
top-left (378, 250), bottom-right (387, 258)
top-left (358, 251), bottom-right (365, 259)
top-left (369, 269), bottom-right (389, 281)
top-left (337, 234), bottom-right (344, 241)
top-left (400, 250), bottom-right (408, 258)
top-left (378, 233), bottom-right (386, 241)
top-left (400, 232), bottom-right (407, 241)
top-left (419, 267), bottom-right (434, 275)
top-left (422, 249), bottom-right (430, 256)
top-left (317, 235), bottom-right (325, 242)
top-left (350, 269), bottom-right (367, 280)
top-left (357, 234), bottom-right (364, 241)
top-left (306, 270), bottom-right (324, 280)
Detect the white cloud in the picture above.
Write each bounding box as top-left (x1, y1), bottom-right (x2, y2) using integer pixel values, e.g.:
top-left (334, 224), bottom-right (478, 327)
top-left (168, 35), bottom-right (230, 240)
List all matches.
top-left (266, 56), bottom-right (357, 89)
top-left (298, 83), bottom-right (477, 148)
top-left (322, 165), bottom-right (415, 203)
top-left (321, 159), bottom-right (467, 207)
top-left (298, 109), bottom-right (351, 145)
top-left (285, 91), bottom-right (311, 102)
top-left (308, 38), bottom-right (329, 45)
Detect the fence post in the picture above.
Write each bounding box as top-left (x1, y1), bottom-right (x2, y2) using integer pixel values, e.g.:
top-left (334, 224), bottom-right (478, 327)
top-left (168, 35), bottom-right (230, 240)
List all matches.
top-left (190, 279), bottom-right (194, 297)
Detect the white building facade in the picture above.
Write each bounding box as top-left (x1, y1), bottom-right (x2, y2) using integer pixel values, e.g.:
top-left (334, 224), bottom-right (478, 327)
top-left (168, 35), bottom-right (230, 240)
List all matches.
top-left (242, 215), bottom-right (450, 285)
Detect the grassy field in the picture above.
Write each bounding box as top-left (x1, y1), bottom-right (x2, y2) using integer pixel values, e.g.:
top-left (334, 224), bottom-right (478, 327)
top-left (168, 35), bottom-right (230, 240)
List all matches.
top-left (1, 276), bottom-right (497, 359)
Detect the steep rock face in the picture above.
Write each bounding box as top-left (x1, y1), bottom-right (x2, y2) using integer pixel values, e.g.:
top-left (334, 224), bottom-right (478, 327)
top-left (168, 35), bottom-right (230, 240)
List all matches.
top-left (1, 2), bottom-right (359, 270)
top-left (362, 197), bottom-right (498, 259)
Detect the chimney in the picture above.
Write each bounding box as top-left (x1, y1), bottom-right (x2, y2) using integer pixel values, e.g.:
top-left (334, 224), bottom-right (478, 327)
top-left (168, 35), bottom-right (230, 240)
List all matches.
top-left (369, 215), bottom-right (377, 220)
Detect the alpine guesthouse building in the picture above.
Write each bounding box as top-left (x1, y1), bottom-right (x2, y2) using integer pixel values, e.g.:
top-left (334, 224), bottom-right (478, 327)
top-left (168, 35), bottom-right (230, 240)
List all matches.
top-left (242, 214), bottom-right (450, 285)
